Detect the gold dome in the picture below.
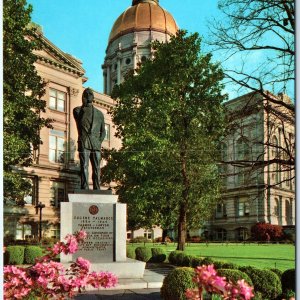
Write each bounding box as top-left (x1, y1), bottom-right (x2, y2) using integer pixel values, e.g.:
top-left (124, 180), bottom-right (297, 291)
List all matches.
top-left (108, 0), bottom-right (178, 44)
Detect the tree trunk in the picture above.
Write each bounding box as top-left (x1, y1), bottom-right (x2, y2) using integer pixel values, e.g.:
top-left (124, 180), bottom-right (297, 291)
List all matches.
top-left (177, 202), bottom-right (187, 251)
top-left (162, 229), bottom-right (168, 243)
top-left (177, 128), bottom-right (189, 251)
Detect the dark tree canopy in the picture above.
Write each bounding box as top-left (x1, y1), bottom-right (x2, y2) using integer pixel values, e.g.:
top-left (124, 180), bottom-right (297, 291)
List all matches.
top-left (102, 30), bottom-right (227, 250)
top-left (4, 0), bottom-right (51, 204)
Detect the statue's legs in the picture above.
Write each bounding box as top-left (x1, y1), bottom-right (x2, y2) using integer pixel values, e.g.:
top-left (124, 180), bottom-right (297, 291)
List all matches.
top-left (90, 150), bottom-right (101, 190)
top-left (79, 149), bottom-right (90, 189)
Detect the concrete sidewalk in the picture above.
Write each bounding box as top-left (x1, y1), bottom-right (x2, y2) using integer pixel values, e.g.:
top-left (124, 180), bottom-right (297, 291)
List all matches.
top-left (75, 265), bottom-right (173, 299)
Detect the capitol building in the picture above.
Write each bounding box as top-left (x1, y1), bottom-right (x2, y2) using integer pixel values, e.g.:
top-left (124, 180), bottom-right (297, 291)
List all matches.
top-left (4, 0), bottom-right (294, 242)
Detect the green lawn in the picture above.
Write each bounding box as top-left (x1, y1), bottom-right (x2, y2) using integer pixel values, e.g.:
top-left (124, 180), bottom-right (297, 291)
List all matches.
top-left (127, 242), bottom-right (295, 271)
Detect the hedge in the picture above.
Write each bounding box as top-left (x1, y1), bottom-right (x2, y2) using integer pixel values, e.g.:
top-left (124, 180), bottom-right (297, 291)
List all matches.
top-left (24, 246), bottom-right (44, 264)
top-left (5, 246), bottom-right (25, 265)
top-left (168, 251), bottom-right (184, 265)
top-left (126, 247), bottom-right (136, 259)
top-left (150, 248), bottom-right (167, 263)
top-left (135, 246), bottom-right (152, 262)
top-left (239, 266), bottom-right (282, 299)
top-left (161, 267), bottom-right (195, 300)
top-left (217, 269), bottom-right (253, 286)
top-left (281, 269), bottom-right (295, 293)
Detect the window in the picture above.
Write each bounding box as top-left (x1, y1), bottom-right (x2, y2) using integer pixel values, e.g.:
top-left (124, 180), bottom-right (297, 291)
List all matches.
top-left (49, 129), bottom-right (65, 163)
top-left (104, 123), bottom-right (110, 141)
top-left (274, 198), bottom-right (279, 216)
top-left (16, 223), bottom-right (32, 240)
top-left (50, 181), bottom-right (65, 207)
top-left (49, 89), bottom-right (66, 112)
top-left (236, 138), bottom-right (250, 160)
top-left (144, 229), bottom-right (152, 240)
top-left (236, 198), bottom-right (250, 217)
top-left (50, 225), bottom-right (60, 239)
top-left (216, 203), bottom-right (227, 218)
top-left (215, 228), bottom-right (227, 241)
top-left (125, 58), bottom-right (131, 65)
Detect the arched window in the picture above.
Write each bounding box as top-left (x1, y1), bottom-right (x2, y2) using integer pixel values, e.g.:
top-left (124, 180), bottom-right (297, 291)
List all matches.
top-left (274, 198), bottom-right (279, 217)
top-left (271, 136), bottom-right (280, 183)
top-left (271, 136), bottom-right (279, 158)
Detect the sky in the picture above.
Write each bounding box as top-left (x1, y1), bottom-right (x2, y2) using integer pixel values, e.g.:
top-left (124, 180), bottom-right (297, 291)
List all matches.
top-left (27, 0), bottom-right (221, 94)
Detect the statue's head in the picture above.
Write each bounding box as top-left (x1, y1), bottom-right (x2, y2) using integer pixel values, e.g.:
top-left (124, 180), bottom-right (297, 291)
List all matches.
top-left (82, 88), bottom-right (94, 106)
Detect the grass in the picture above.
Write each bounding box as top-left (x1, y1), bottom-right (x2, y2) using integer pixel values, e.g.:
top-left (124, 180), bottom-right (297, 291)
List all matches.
top-left (127, 242), bottom-right (295, 271)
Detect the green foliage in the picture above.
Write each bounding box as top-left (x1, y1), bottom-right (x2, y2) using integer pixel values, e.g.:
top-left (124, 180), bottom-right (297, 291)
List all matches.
top-left (5, 246), bottom-right (25, 265)
top-left (201, 257), bottom-right (214, 265)
top-left (160, 267), bottom-right (195, 300)
top-left (3, 0), bottom-right (51, 204)
top-left (281, 269), bottom-right (295, 293)
top-left (131, 236), bottom-right (150, 243)
top-left (135, 246), bottom-right (152, 262)
top-left (24, 246), bottom-right (43, 264)
top-left (191, 257), bottom-right (203, 268)
top-left (217, 269), bottom-right (253, 286)
top-left (150, 248), bottom-right (167, 263)
top-left (126, 247), bottom-right (136, 259)
top-left (182, 254), bottom-right (194, 267)
top-left (102, 30), bottom-right (227, 250)
top-left (168, 250), bottom-right (185, 266)
top-left (269, 268), bottom-right (283, 279)
top-left (220, 262), bottom-right (239, 269)
top-left (239, 266), bottom-right (282, 299)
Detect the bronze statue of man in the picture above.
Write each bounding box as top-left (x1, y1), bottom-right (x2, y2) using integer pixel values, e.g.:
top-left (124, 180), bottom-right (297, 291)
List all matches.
top-left (73, 88), bottom-right (106, 190)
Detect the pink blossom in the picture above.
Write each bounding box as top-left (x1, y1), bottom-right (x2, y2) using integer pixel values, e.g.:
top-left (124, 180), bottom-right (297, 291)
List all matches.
top-left (4, 231), bottom-right (117, 300)
top-left (237, 279), bottom-right (254, 300)
top-left (76, 257), bottom-right (91, 271)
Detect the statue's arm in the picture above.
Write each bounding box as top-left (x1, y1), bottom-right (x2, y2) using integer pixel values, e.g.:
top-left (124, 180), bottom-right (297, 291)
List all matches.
top-left (73, 107), bottom-right (81, 118)
top-left (99, 114), bottom-right (106, 143)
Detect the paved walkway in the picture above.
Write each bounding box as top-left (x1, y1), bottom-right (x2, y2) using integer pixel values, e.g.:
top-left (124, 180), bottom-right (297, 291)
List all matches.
top-left (75, 265), bottom-right (173, 300)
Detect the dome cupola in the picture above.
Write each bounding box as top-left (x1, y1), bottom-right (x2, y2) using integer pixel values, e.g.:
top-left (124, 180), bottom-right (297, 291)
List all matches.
top-left (103, 1), bottom-right (178, 95)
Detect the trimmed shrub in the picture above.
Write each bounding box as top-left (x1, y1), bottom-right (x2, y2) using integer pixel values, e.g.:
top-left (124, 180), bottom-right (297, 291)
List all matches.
top-left (211, 260), bottom-right (227, 269)
top-left (201, 257), bottom-right (214, 266)
top-left (281, 269), bottom-right (295, 293)
top-left (168, 251), bottom-right (183, 265)
top-left (217, 269), bottom-right (253, 286)
top-left (191, 257), bottom-right (203, 268)
top-left (150, 248), bottom-right (167, 263)
top-left (239, 266), bottom-right (282, 299)
top-left (126, 247), bottom-right (136, 259)
top-left (161, 267), bottom-right (195, 300)
top-left (131, 236), bottom-right (149, 243)
top-left (135, 247), bottom-right (152, 262)
top-left (5, 246), bottom-right (25, 265)
top-left (182, 255), bottom-right (193, 267)
top-left (221, 262), bottom-right (239, 269)
top-left (269, 268), bottom-right (283, 279)
top-left (24, 246), bottom-right (43, 264)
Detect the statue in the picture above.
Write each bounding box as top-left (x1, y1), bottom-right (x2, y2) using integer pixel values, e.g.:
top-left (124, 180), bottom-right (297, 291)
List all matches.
top-left (73, 88), bottom-right (106, 190)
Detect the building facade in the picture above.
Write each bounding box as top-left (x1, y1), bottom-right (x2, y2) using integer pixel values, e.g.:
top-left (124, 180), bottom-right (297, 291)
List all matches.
top-left (206, 92), bottom-right (295, 241)
top-left (4, 30), bottom-right (121, 241)
top-left (4, 0), bottom-right (294, 242)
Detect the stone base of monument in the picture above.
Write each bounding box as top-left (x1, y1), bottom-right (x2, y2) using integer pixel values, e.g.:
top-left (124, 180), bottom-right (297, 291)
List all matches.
top-left (60, 191), bottom-right (145, 279)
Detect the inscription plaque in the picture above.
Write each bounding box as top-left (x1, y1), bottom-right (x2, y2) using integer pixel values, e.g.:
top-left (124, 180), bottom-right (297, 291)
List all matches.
top-left (72, 203), bottom-right (114, 262)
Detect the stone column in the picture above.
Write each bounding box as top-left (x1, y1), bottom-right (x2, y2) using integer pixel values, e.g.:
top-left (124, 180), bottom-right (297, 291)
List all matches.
top-left (117, 53), bottom-right (122, 84)
top-left (106, 65), bottom-right (111, 95)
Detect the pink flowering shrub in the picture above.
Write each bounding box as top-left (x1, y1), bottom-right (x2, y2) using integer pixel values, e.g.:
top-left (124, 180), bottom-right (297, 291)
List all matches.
top-left (186, 264), bottom-right (254, 300)
top-left (4, 230), bottom-right (118, 299)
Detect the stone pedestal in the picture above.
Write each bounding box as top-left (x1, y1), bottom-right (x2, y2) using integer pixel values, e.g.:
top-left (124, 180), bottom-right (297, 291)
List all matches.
top-left (60, 191), bottom-right (145, 278)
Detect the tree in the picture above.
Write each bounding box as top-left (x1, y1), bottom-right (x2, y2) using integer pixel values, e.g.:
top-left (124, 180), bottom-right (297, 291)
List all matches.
top-left (102, 30), bottom-right (227, 250)
top-left (3, 0), bottom-right (51, 204)
top-left (209, 0), bottom-right (295, 189)
top-left (209, 0), bottom-right (295, 103)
